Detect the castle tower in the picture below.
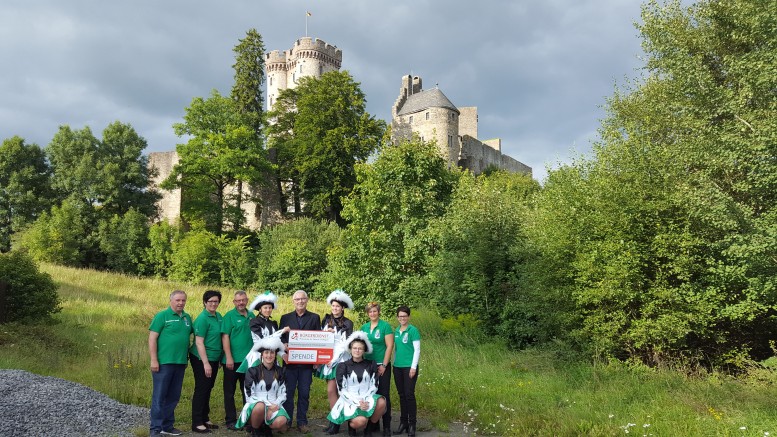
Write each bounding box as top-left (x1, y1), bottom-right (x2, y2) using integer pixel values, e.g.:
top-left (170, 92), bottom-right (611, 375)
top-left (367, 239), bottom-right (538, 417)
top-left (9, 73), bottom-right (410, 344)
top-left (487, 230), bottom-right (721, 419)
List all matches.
top-left (391, 75), bottom-right (461, 164)
top-left (265, 36), bottom-right (343, 109)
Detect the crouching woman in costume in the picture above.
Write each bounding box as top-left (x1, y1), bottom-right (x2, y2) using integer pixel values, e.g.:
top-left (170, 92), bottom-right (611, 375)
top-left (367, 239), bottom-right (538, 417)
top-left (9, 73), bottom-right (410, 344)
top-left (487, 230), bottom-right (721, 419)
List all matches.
top-left (236, 336), bottom-right (290, 437)
top-left (327, 331), bottom-right (387, 437)
top-left (318, 289), bottom-right (355, 435)
top-left (238, 291), bottom-right (288, 374)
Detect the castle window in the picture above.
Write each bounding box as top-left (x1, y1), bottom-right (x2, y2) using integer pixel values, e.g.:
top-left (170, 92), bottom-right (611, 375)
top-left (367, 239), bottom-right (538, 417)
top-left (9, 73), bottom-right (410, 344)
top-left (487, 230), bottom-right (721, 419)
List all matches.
top-left (269, 76), bottom-right (273, 86)
top-left (448, 135), bottom-right (453, 148)
top-left (426, 112), bottom-right (429, 120)
top-left (319, 65), bottom-right (323, 76)
top-left (409, 116), bottom-right (413, 124)
top-left (299, 64), bottom-right (303, 73)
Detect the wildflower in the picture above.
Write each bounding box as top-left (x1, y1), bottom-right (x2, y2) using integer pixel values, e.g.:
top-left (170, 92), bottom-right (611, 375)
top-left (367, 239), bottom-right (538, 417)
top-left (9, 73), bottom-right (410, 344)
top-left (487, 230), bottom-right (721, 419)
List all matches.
top-left (609, 414), bottom-right (615, 419)
top-left (643, 424), bottom-right (650, 428)
top-left (740, 427), bottom-right (747, 431)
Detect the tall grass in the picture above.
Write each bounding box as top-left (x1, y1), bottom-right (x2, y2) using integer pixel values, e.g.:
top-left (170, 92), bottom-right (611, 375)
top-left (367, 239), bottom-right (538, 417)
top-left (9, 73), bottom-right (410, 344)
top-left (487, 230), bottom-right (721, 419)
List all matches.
top-left (1, 264), bottom-right (776, 436)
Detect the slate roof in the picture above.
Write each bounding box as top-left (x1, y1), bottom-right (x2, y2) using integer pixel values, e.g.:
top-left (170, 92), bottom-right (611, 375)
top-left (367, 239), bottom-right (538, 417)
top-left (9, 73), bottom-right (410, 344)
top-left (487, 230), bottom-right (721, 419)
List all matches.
top-left (397, 88), bottom-right (459, 116)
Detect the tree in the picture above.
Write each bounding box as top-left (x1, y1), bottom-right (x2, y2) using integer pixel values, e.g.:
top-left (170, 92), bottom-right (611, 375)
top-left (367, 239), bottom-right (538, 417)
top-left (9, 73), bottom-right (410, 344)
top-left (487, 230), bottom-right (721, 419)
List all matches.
top-left (529, 0), bottom-right (777, 367)
top-left (98, 122), bottom-right (160, 217)
top-left (426, 171), bottom-right (540, 346)
top-left (267, 71), bottom-right (386, 224)
top-left (0, 251), bottom-right (60, 323)
top-left (255, 218), bottom-right (341, 296)
top-left (18, 199), bottom-right (92, 267)
top-left (164, 90), bottom-right (270, 234)
top-left (0, 136), bottom-right (53, 252)
top-left (321, 137), bottom-right (457, 308)
top-left (231, 28), bottom-right (265, 136)
top-left (98, 208), bottom-right (150, 274)
top-left (46, 125), bottom-right (101, 207)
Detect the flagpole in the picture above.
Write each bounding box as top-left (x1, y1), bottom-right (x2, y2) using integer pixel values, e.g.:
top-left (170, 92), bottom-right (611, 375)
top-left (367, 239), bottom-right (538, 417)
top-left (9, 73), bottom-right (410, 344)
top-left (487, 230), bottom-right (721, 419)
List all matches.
top-left (305, 11), bottom-right (310, 37)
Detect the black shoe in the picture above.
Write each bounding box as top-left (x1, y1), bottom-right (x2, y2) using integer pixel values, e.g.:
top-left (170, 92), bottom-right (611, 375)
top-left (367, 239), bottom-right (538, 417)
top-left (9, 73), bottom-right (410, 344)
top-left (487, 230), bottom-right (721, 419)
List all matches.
top-left (192, 425), bottom-right (212, 434)
top-left (393, 422), bottom-right (407, 435)
top-left (325, 421), bottom-right (340, 435)
top-left (206, 422), bottom-right (220, 430)
top-left (382, 428), bottom-right (392, 437)
top-left (407, 424), bottom-right (415, 437)
top-left (348, 422), bottom-right (358, 437)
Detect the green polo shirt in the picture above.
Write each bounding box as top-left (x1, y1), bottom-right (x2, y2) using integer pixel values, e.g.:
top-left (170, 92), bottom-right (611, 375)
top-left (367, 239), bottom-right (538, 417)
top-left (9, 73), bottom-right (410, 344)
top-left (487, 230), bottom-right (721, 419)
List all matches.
top-left (220, 307), bottom-right (254, 364)
top-left (361, 320), bottom-right (393, 364)
top-left (189, 309), bottom-right (224, 362)
top-left (393, 324), bottom-right (421, 368)
top-left (149, 306), bottom-right (193, 365)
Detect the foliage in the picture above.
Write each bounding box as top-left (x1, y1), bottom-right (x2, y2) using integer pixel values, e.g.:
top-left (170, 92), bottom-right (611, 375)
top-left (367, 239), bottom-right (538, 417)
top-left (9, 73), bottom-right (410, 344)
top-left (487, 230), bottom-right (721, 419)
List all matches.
top-left (217, 234), bottom-right (256, 289)
top-left (46, 125), bottom-right (102, 207)
top-left (426, 171), bottom-right (540, 347)
top-left (98, 208), bottom-right (150, 274)
top-left (165, 90), bottom-right (270, 234)
top-left (0, 136), bottom-right (53, 252)
top-left (231, 28), bottom-right (265, 136)
top-left (0, 251), bottom-right (59, 323)
top-left (321, 137), bottom-right (457, 308)
top-left (18, 199), bottom-right (94, 267)
top-left (254, 218), bottom-right (341, 297)
top-left (267, 71), bottom-right (386, 223)
top-left (167, 225), bottom-right (222, 285)
top-left (528, 0), bottom-right (777, 367)
top-left (141, 221), bottom-right (182, 278)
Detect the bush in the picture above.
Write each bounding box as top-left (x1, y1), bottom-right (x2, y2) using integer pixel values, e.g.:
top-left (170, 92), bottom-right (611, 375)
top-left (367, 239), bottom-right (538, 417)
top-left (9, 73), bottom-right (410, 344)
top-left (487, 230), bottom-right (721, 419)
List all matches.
top-left (98, 208), bottom-right (149, 274)
top-left (255, 218), bottom-right (340, 296)
top-left (0, 251), bottom-right (60, 323)
top-left (168, 227), bottom-right (221, 285)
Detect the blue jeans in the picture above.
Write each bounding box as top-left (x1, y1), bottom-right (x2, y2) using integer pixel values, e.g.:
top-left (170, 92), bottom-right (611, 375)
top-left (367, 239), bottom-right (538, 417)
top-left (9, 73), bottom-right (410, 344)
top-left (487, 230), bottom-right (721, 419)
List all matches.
top-left (282, 364), bottom-right (313, 426)
top-left (150, 364), bottom-right (186, 433)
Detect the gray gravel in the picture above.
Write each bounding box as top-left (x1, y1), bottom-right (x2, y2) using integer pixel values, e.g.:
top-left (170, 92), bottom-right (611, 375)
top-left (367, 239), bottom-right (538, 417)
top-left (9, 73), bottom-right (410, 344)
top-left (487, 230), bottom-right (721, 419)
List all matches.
top-left (0, 369), bottom-right (148, 437)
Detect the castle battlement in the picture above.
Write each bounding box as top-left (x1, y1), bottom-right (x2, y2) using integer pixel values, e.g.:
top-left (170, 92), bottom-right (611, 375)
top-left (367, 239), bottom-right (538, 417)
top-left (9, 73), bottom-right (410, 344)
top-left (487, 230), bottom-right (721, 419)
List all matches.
top-left (291, 37), bottom-right (342, 61)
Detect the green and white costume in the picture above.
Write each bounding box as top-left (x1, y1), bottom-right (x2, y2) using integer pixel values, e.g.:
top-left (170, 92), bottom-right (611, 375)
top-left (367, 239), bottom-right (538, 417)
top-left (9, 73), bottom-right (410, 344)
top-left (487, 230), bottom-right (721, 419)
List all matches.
top-left (235, 336), bottom-right (290, 428)
top-left (326, 331), bottom-right (383, 424)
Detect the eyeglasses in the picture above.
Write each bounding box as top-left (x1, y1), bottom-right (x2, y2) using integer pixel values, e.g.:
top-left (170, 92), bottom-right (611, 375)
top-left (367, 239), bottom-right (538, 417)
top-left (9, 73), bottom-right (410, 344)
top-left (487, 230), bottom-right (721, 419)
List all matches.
top-left (206, 300), bottom-right (220, 304)
top-left (293, 298), bottom-right (308, 302)
top-left (351, 346), bottom-right (365, 351)
top-left (397, 315), bottom-right (409, 318)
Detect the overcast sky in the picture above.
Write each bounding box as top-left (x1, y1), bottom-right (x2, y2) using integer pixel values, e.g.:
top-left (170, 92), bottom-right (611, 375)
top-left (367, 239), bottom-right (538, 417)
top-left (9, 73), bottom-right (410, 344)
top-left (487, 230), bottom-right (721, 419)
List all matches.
top-left (0, 0), bottom-right (648, 182)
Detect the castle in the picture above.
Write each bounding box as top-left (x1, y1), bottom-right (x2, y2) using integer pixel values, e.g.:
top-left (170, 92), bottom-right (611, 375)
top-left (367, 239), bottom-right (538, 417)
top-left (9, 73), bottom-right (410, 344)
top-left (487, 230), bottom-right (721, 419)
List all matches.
top-left (149, 36), bottom-right (531, 229)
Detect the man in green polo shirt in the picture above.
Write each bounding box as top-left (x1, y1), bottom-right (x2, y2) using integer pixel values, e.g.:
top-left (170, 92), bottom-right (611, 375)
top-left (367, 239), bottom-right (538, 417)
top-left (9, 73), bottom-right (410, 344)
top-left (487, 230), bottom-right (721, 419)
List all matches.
top-left (148, 290), bottom-right (192, 437)
top-left (220, 290), bottom-right (254, 430)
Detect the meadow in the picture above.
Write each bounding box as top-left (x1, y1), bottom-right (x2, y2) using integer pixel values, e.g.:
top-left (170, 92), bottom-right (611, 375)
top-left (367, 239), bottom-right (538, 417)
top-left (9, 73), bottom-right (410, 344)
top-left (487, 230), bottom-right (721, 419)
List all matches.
top-left (1, 263), bottom-right (776, 436)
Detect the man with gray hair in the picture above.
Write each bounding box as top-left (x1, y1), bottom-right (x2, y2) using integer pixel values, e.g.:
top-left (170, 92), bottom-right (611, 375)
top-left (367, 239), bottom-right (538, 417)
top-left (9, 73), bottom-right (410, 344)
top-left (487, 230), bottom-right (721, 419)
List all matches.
top-left (148, 290), bottom-right (192, 437)
top-left (279, 290), bottom-right (320, 434)
top-left (220, 290), bottom-right (254, 430)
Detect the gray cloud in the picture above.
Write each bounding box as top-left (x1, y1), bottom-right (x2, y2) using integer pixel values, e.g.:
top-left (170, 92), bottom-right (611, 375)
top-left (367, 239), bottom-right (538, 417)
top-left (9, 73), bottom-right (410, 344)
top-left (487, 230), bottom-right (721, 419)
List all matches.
top-left (0, 0), bottom-right (646, 181)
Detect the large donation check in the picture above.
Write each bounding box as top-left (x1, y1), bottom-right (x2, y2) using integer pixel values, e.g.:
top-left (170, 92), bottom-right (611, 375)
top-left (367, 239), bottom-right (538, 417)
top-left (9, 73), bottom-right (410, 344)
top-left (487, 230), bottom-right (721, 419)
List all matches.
top-left (286, 330), bottom-right (335, 364)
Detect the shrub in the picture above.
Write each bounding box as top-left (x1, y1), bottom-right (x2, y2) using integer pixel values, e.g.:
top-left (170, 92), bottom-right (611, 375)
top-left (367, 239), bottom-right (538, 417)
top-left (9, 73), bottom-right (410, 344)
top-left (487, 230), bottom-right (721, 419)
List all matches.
top-left (0, 251), bottom-right (60, 323)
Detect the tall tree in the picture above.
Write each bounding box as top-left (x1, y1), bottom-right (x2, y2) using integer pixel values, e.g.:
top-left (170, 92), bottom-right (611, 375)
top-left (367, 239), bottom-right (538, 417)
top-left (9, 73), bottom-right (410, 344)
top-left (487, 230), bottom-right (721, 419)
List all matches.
top-left (529, 0), bottom-right (777, 367)
top-left (267, 71), bottom-right (386, 224)
top-left (321, 137), bottom-right (457, 307)
top-left (98, 121), bottom-right (160, 217)
top-left (164, 90), bottom-right (270, 234)
top-left (46, 125), bottom-right (101, 207)
top-left (231, 28), bottom-right (276, 229)
top-left (0, 136), bottom-right (53, 252)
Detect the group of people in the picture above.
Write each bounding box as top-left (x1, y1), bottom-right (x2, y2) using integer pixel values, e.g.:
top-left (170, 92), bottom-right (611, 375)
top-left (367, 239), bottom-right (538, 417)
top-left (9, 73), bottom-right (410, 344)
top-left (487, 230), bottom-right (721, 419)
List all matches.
top-left (148, 288), bottom-right (421, 437)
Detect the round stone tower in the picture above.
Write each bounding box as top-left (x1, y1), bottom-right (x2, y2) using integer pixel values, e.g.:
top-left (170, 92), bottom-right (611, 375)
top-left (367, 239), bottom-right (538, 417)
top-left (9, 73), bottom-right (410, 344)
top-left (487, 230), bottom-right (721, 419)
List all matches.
top-left (265, 37), bottom-right (342, 109)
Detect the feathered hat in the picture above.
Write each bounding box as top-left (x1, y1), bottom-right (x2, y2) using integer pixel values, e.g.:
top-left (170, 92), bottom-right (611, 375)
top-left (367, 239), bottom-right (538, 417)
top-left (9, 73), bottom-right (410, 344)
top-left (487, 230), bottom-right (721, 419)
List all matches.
top-left (344, 331), bottom-right (373, 354)
top-left (326, 289), bottom-right (354, 310)
top-left (249, 290), bottom-right (278, 311)
top-left (251, 334), bottom-right (285, 354)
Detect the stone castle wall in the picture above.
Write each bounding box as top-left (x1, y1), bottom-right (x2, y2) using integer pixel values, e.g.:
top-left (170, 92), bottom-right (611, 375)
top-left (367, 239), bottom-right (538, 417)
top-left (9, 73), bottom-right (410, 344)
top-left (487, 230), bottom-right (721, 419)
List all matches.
top-left (148, 151), bottom-right (181, 224)
top-left (266, 37), bottom-right (342, 109)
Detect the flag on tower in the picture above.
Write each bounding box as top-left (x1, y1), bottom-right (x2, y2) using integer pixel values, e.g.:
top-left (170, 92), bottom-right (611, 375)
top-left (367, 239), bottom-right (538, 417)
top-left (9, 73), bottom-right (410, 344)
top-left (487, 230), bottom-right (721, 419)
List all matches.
top-left (306, 11), bottom-right (312, 16)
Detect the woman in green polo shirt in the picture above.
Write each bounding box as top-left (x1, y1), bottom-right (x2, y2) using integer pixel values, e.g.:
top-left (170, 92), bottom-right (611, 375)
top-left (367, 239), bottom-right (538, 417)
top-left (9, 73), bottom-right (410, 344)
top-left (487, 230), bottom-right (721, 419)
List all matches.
top-left (190, 290), bottom-right (224, 434)
top-left (360, 302), bottom-right (394, 436)
top-left (392, 305), bottom-right (420, 437)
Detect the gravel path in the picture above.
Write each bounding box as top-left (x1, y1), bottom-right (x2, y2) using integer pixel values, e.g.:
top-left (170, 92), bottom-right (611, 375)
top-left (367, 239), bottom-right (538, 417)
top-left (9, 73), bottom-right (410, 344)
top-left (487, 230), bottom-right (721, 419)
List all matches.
top-left (0, 369), bottom-right (148, 437)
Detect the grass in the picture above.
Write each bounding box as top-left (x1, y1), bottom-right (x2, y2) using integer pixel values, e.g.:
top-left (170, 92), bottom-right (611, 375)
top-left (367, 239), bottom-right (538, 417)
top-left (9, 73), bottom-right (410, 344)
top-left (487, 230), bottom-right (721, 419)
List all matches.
top-left (1, 263), bottom-right (777, 436)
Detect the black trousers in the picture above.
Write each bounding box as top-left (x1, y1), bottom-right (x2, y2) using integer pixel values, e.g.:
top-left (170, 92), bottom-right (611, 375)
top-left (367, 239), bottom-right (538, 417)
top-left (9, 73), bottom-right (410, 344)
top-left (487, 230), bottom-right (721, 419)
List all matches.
top-left (190, 353), bottom-right (220, 427)
top-left (376, 364), bottom-right (392, 429)
top-left (222, 362), bottom-right (246, 426)
top-left (393, 366), bottom-right (417, 424)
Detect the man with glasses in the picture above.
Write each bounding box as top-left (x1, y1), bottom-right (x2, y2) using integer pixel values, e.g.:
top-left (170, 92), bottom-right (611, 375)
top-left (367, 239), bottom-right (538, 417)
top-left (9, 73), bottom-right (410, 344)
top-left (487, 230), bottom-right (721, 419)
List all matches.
top-left (279, 290), bottom-right (320, 434)
top-left (220, 290), bottom-right (254, 430)
top-left (148, 290), bottom-right (192, 437)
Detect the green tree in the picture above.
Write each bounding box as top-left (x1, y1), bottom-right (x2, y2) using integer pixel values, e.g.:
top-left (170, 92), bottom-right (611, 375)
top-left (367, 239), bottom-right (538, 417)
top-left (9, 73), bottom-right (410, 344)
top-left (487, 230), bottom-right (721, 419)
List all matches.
top-left (141, 221), bottom-right (182, 278)
top-left (0, 136), bottom-right (53, 252)
top-left (0, 251), bottom-right (60, 323)
top-left (321, 137), bottom-right (457, 308)
top-left (231, 28), bottom-right (265, 136)
top-left (98, 122), bottom-right (160, 217)
top-left (426, 171), bottom-right (540, 346)
top-left (46, 125), bottom-right (101, 207)
top-left (530, 0), bottom-right (777, 367)
top-left (18, 199), bottom-right (92, 267)
top-left (98, 208), bottom-right (150, 274)
top-left (267, 71), bottom-right (385, 224)
top-left (164, 90), bottom-right (270, 234)
top-left (168, 226), bottom-right (222, 285)
top-left (255, 218), bottom-right (341, 296)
